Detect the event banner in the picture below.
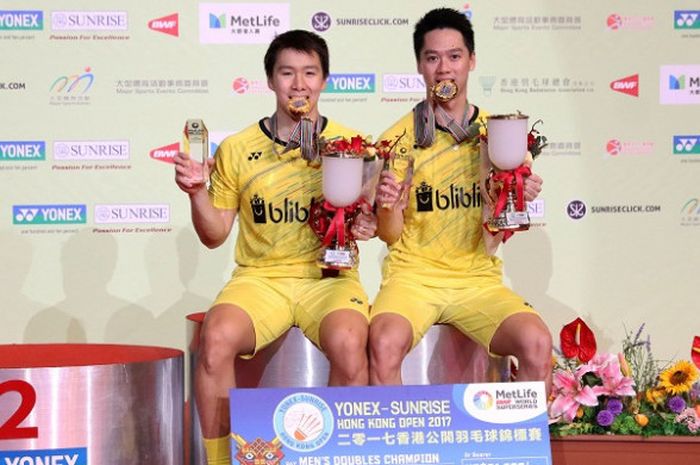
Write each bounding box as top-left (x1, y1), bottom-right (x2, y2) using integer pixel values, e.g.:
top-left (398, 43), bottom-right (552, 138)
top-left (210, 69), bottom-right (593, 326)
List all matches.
top-left (230, 382), bottom-right (551, 465)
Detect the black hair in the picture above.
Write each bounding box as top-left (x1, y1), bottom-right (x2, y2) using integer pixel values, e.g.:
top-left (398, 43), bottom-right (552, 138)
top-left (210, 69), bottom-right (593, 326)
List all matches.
top-left (413, 8), bottom-right (475, 60)
top-left (264, 29), bottom-right (329, 78)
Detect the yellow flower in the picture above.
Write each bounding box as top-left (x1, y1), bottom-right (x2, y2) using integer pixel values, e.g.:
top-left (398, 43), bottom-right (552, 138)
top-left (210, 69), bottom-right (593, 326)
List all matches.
top-left (645, 386), bottom-right (666, 405)
top-left (618, 352), bottom-right (632, 378)
top-left (658, 360), bottom-right (699, 395)
top-left (576, 406), bottom-right (584, 418)
top-left (634, 414), bottom-right (649, 427)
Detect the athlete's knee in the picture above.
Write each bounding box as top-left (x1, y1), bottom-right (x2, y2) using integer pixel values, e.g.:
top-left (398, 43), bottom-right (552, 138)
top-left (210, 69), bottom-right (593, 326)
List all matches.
top-left (368, 319), bottom-right (412, 371)
top-left (199, 319), bottom-right (251, 374)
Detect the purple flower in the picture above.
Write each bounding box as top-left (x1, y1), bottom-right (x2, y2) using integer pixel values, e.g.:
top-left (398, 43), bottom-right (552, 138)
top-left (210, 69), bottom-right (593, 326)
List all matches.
top-left (690, 382), bottom-right (700, 402)
top-left (668, 395), bottom-right (687, 414)
top-left (607, 398), bottom-right (624, 415)
top-left (596, 409), bottom-right (615, 427)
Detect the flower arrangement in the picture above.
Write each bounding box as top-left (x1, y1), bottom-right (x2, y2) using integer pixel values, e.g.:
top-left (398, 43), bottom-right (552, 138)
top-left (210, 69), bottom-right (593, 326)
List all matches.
top-left (319, 135), bottom-right (375, 159)
top-left (549, 318), bottom-right (700, 437)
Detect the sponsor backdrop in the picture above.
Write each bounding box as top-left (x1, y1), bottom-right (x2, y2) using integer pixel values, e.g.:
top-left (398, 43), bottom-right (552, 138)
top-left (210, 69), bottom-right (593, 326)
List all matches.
top-left (1, 1), bottom-right (698, 363)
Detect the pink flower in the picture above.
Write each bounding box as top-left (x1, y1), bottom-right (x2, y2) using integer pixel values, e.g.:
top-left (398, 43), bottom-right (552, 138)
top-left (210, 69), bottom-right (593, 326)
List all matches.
top-left (675, 407), bottom-right (700, 433)
top-left (549, 369), bottom-right (599, 422)
top-left (577, 353), bottom-right (636, 398)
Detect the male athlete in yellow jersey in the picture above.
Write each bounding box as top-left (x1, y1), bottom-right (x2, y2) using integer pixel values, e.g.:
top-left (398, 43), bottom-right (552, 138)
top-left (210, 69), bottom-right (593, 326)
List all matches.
top-left (370, 8), bottom-right (552, 391)
top-left (174, 30), bottom-right (376, 465)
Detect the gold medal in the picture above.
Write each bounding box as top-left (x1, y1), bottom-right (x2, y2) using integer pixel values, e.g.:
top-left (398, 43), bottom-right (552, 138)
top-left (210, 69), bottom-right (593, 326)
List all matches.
top-left (288, 96), bottom-right (311, 115)
top-left (431, 79), bottom-right (458, 102)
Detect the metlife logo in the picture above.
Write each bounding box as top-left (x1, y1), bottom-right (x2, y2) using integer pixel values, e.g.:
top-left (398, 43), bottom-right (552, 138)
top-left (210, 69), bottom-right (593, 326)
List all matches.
top-left (324, 74), bottom-right (375, 94)
top-left (0, 141), bottom-right (45, 161)
top-left (199, 3), bottom-right (289, 44)
top-left (660, 65), bottom-right (700, 105)
top-left (53, 140), bottom-right (129, 161)
top-left (13, 204), bottom-right (87, 225)
top-left (0, 10), bottom-right (43, 30)
top-left (94, 204), bottom-right (170, 224)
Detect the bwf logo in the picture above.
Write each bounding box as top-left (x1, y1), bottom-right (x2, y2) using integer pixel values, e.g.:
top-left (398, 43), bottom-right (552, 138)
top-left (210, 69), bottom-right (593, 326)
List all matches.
top-left (610, 74), bottom-right (639, 97)
top-left (673, 136), bottom-right (700, 154)
top-left (13, 204), bottom-right (87, 225)
top-left (674, 11), bottom-right (700, 29)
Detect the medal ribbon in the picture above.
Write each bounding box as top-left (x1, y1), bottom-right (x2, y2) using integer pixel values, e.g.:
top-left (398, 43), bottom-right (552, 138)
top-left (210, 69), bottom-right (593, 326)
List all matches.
top-left (414, 100), bottom-right (471, 147)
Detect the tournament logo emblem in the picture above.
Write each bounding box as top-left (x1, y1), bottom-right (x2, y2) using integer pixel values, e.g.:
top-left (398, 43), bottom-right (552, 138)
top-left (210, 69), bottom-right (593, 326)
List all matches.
top-left (473, 390), bottom-right (494, 410)
top-left (273, 393), bottom-right (333, 452)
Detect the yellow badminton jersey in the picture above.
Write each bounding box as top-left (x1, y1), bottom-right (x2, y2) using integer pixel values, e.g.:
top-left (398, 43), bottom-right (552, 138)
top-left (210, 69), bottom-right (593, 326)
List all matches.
top-left (209, 118), bottom-right (360, 278)
top-left (379, 106), bottom-right (502, 287)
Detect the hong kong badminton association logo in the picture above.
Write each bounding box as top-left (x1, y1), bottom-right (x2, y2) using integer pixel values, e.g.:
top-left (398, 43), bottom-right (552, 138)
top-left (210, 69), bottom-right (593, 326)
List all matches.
top-left (273, 393), bottom-right (333, 452)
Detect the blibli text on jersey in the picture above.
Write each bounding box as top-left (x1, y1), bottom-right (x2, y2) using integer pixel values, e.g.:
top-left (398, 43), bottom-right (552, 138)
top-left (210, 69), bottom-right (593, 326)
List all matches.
top-left (250, 194), bottom-right (312, 224)
top-left (415, 182), bottom-right (481, 212)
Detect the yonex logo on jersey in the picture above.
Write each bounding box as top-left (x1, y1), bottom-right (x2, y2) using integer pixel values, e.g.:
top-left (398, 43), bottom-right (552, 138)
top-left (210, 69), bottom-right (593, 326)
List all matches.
top-left (248, 151), bottom-right (262, 161)
top-left (415, 182), bottom-right (481, 212)
top-left (250, 194), bottom-right (312, 224)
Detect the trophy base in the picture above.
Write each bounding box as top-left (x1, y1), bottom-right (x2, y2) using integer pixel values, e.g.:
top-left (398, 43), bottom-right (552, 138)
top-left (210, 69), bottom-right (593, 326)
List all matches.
top-left (317, 247), bottom-right (357, 271)
top-left (486, 211), bottom-right (530, 233)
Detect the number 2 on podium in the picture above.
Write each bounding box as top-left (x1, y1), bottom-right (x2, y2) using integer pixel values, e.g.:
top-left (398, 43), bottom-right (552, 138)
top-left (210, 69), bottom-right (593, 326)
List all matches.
top-left (0, 380), bottom-right (39, 440)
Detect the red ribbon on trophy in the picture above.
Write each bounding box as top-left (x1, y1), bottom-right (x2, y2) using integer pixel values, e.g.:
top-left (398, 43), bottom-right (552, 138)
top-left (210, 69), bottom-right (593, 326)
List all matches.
top-left (491, 164), bottom-right (532, 219)
top-left (320, 198), bottom-right (370, 247)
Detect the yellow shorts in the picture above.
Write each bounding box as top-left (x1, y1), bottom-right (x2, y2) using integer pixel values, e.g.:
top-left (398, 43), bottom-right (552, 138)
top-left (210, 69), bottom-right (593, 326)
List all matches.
top-left (370, 275), bottom-right (537, 354)
top-left (213, 274), bottom-right (369, 355)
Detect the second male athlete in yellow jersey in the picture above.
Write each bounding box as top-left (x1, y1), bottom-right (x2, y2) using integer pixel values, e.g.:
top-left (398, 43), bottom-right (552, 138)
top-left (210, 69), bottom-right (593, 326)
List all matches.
top-left (174, 30), bottom-right (375, 465)
top-left (370, 8), bottom-right (552, 392)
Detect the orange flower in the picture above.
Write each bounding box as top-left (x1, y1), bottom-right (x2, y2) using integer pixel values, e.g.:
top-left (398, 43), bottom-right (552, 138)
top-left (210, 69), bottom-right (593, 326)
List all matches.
top-left (634, 414), bottom-right (649, 427)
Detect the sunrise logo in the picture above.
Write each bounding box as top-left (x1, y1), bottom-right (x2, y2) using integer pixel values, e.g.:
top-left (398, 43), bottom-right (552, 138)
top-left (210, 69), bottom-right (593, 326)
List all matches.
top-left (49, 67), bottom-right (94, 94)
top-left (209, 13), bottom-right (225, 29)
top-left (473, 390), bottom-right (494, 410)
top-left (669, 74), bottom-right (685, 90)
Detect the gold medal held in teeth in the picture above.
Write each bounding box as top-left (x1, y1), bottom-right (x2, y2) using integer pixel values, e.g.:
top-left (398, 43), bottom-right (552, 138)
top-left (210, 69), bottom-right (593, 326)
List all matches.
top-left (431, 79), bottom-right (458, 102)
top-left (288, 97), bottom-right (311, 115)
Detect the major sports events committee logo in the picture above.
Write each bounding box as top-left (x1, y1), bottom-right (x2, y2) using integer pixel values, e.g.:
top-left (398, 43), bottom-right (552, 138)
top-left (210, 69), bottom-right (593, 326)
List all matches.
top-left (660, 65), bottom-right (700, 105)
top-left (674, 135), bottom-right (700, 155)
top-left (0, 141), bottom-right (45, 161)
top-left (0, 10), bottom-right (43, 30)
top-left (273, 393), bottom-right (333, 452)
top-left (13, 204), bottom-right (87, 225)
top-left (681, 198), bottom-right (700, 226)
top-left (324, 74), bottom-right (375, 93)
top-left (199, 3), bottom-right (289, 44)
top-left (674, 11), bottom-right (700, 30)
top-left (232, 76), bottom-right (272, 95)
top-left (610, 74), bottom-right (639, 97)
top-left (49, 67), bottom-right (94, 106)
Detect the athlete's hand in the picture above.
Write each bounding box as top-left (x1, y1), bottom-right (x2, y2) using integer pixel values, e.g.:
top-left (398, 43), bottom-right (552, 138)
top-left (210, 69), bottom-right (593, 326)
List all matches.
top-left (351, 202), bottom-right (377, 240)
top-left (174, 152), bottom-right (214, 195)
